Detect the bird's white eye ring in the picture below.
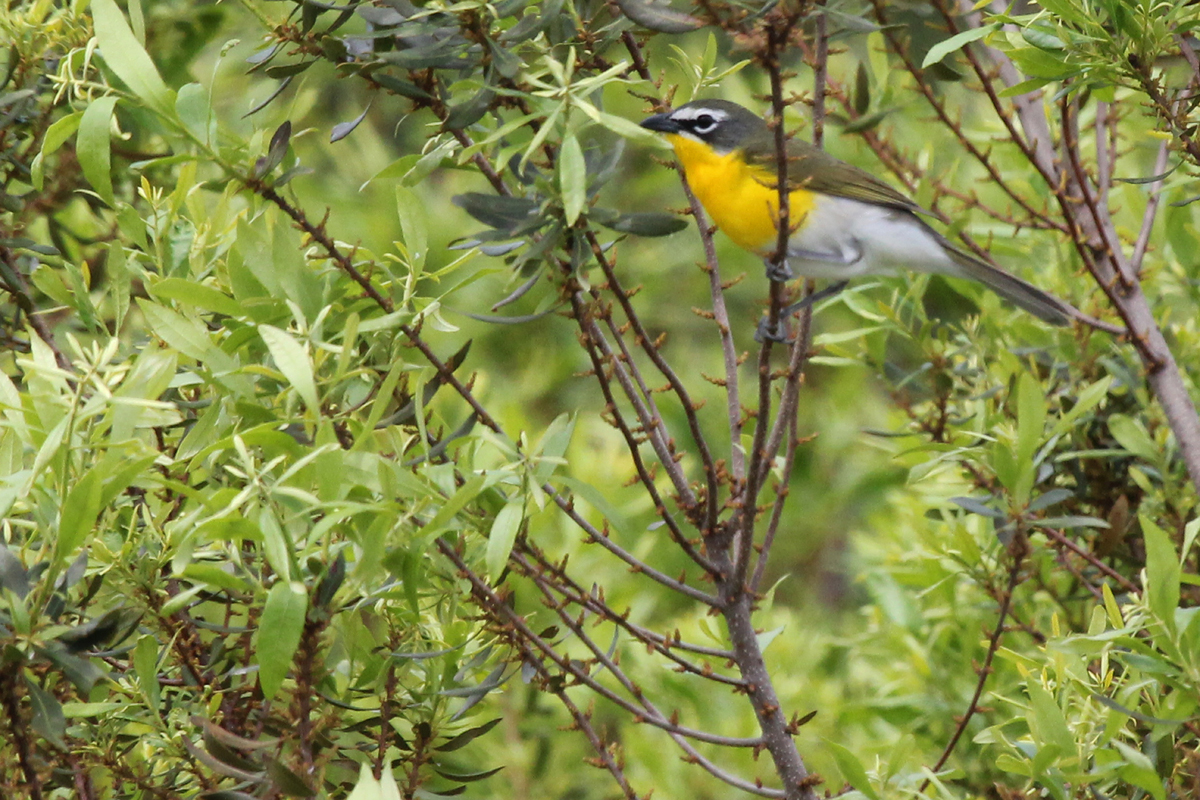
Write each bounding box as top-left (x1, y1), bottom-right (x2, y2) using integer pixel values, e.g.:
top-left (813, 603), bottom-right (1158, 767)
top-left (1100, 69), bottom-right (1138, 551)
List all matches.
top-left (692, 113), bottom-right (717, 134)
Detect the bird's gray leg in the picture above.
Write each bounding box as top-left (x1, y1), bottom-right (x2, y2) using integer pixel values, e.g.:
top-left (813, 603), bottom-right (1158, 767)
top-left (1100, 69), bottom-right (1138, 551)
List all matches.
top-left (756, 238), bottom-right (863, 342)
top-left (765, 258), bottom-right (794, 282)
top-left (755, 281), bottom-right (850, 343)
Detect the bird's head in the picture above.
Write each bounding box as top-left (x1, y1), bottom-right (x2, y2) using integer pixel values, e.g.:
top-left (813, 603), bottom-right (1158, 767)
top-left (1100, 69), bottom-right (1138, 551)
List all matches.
top-left (639, 100), bottom-right (766, 155)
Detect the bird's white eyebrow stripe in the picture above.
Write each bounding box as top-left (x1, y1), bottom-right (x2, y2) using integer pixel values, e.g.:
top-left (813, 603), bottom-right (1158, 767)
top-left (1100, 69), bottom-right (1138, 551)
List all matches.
top-left (671, 107), bottom-right (728, 123)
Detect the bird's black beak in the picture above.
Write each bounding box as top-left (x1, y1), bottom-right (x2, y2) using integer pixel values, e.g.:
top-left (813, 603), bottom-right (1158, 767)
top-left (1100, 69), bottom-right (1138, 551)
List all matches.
top-left (639, 111), bottom-right (679, 134)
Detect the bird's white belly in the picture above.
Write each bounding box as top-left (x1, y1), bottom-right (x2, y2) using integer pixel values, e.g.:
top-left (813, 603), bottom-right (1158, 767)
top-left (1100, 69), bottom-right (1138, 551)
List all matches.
top-left (786, 196), bottom-right (955, 279)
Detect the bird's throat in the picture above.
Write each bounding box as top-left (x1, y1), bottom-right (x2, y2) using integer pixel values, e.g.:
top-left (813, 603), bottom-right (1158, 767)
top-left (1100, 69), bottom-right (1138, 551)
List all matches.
top-left (667, 134), bottom-right (816, 255)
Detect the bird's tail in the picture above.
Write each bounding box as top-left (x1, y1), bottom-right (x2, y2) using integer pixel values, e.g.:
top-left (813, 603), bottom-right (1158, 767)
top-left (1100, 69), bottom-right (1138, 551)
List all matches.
top-left (940, 244), bottom-right (1079, 327)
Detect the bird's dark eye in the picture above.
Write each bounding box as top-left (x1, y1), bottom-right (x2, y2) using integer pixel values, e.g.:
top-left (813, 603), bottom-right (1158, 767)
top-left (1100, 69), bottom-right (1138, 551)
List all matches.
top-left (692, 113), bottom-right (717, 134)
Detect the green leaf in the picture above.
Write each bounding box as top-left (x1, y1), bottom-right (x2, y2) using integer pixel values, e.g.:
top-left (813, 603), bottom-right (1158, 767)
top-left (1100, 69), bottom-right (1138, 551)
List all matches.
top-left (841, 108), bottom-right (893, 134)
top-left (486, 502), bottom-right (523, 581)
top-left (823, 740), bottom-right (879, 800)
top-left (1183, 516), bottom-right (1200, 563)
top-left (1008, 46), bottom-right (1075, 80)
top-left (533, 413), bottom-right (574, 483)
top-left (614, 0), bottom-right (702, 33)
top-left (42, 112), bottom-right (84, 156)
top-left (559, 133), bottom-right (586, 226)
top-left (998, 77), bottom-right (1051, 97)
top-left (452, 193), bottom-right (539, 232)
top-left (36, 648), bottom-right (103, 695)
top-left (1016, 371), bottom-right (1046, 469)
top-left (175, 82), bottom-right (212, 144)
top-left (1036, 515), bottom-right (1109, 530)
top-left (994, 752), bottom-right (1032, 775)
top-left (258, 510), bottom-right (294, 584)
top-left (331, 104), bottom-right (371, 143)
top-left (91, 0), bottom-right (173, 114)
top-left (259, 325), bottom-right (320, 413)
top-left (433, 766), bottom-right (504, 783)
top-left (77, 96), bottom-right (119, 206)
top-left (133, 635), bottom-right (161, 710)
top-left (1142, 513), bottom-right (1181, 633)
top-left (594, 211), bottom-right (686, 236)
top-left (1051, 376), bottom-right (1111, 438)
top-left (32, 111), bottom-right (83, 190)
top-left (1021, 24), bottom-right (1065, 51)
top-left (1108, 414), bottom-right (1158, 463)
top-left (435, 718), bottom-right (502, 751)
top-left (1113, 741), bottom-right (1166, 800)
top-left (0, 544), bottom-right (30, 599)
top-left (421, 474), bottom-right (487, 537)
top-left (265, 756), bottom-right (315, 797)
top-left (151, 278), bottom-right (244, 317)
top-left (443, 87), bottom-right (494, 130)
top-left (136, 299), bottom-right (215, 361)
top-left (594, 110), bottom-right (658, 143)
top-left (25, 678), bottom-right (66, 750)
top-left (921, 24), bottom-right (997, 69)
top-left (991, 442), bottom-right (1019, 494)
top-left (1025, 682), bottom-right (1075, 757)
top-left (256, 581), bottom-right (308, 700)
top-left (396, 187), bottom-right (428, 271)
top-left (255, 121), bottom-right (292, 178)
top-left (55, 466), bottom-right (104, 563)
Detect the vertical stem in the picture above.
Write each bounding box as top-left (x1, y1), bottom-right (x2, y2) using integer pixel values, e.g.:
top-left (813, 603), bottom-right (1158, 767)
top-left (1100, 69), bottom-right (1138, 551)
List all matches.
top-left (0, 665), bottom-right (43, 800)
top-left (721, 559), bottom-right (817, 800)
top-left (920, 547), bottom-right (1025, 791)
top-left (811, 1), bottom-right (828, 150)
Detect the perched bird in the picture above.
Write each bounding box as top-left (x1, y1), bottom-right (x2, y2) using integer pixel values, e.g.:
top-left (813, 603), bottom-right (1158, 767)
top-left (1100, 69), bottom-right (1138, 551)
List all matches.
top-left (639, 99), bottom-right (1081, 327)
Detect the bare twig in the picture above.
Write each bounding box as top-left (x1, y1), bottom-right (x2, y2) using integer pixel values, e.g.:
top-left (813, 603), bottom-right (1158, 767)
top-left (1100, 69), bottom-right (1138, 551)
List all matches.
top-left (0, 664), bottom-right (43, 800)
top-left (1038, 525), bottom-right (1142, 597)
top-left (1131, 137), bottom-right (1172, 272)
top-left (682, 176), bottom-right (746, 483)
top-left (920, 545), bottom-right (1025, 791)
top-left (569, 289), bottom-right (718, 573)
top-left (752, 306), bottom-right (814, 593)
top-left (440, 541), bottom-right (769, 752)
top-left (546, 483), bottom-right (719, 605)
top-left (811, 2), bottom-right (828, 150)
top-left (586, 232), bottom-right (721, 532)
top-left (513, 543), bottom-right (742, 682)
top-left (0, 245), bottom-right (70, 372)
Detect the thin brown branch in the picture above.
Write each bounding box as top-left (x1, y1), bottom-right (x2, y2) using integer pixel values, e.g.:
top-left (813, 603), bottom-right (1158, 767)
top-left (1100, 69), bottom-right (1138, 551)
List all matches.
top-left (811, 2), bottom-right (828, 150)
top-left (682, 176), bottom-right (746, 483)
top-left (868, 0), bottom-right (1068, 233)
top-left (920, 545), bottom-right (1025, 791)
top-left (733, 19), bottom-right (794, 594)
top-left (512, 550), bottom-right (760, 723)
top-left (439, 540), bottom-right (755, 748)
top-left (546, 482), bottom-right (719, 605)
top-left (1037, 525), bottom-right (1141, 597)
top-left (586, 231), bottom-right (720, 532)
top-left (569, 289), bottom-right (718, 573)
top-left (0, 664), bottom-right (43, 800)
top-left (1131, 136), bottom-right (1171, 271)
top-left (513, 542), bottom-right (742, 682)
top-left (555, 685), bottom-right (639, 799)
top-left (752, 301), bottom-right (814, 593)
top-left (0, 245), bottom-right (70, 372)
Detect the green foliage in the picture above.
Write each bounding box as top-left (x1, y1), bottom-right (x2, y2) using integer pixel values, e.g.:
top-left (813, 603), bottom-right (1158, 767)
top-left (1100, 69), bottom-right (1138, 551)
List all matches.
top-left (0, 0), bottom-right (1199, 798)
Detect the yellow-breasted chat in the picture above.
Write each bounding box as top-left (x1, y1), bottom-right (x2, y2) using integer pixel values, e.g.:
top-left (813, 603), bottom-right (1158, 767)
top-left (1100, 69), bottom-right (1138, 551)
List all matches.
top-left (639, 99), bottom-right (1081, 327)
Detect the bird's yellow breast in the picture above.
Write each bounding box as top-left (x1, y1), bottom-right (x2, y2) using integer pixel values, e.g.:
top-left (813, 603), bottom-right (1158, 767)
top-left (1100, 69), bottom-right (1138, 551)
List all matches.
top-left (667, 134), bottom-right (815, 255)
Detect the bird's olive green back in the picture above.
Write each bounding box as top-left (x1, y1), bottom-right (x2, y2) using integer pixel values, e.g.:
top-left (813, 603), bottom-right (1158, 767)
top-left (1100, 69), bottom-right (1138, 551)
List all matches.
top-left (740, 128), bottom-right (923, 213)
